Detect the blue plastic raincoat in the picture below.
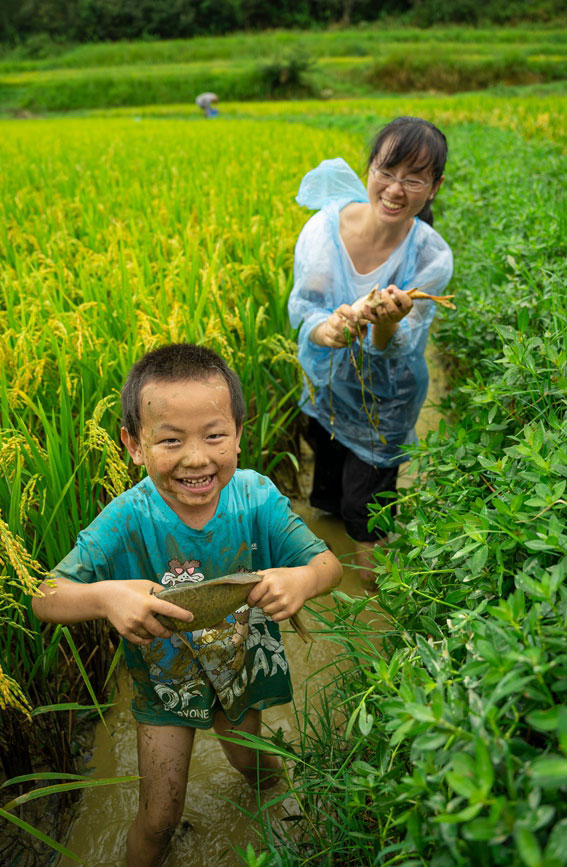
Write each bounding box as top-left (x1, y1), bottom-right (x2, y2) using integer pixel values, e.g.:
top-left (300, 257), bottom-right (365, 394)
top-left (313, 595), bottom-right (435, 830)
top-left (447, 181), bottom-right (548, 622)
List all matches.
top-left (288, 158), bottom-right (453, 467)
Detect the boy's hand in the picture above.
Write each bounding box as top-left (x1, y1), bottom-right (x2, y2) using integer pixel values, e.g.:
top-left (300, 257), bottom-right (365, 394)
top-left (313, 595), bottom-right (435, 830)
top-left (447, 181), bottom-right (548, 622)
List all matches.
top-left (102, 580), bottom-right (194, 646)
top-left (247, 552), bottom-right (342, 621)
top-left (246, 568), bottom-right (311, 622)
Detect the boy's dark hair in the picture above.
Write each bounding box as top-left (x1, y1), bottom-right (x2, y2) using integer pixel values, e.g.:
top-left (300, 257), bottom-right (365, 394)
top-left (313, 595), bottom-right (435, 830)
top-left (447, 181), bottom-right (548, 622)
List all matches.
top-left (121, 343), bottom-right (246, 438)
top-left (368, 116), bottom-right (448, 227)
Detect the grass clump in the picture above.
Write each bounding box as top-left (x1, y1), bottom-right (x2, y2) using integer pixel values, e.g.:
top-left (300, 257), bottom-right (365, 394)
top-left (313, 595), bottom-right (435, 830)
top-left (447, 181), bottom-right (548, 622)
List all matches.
top-left (259, 48), bottom-right (315, 98)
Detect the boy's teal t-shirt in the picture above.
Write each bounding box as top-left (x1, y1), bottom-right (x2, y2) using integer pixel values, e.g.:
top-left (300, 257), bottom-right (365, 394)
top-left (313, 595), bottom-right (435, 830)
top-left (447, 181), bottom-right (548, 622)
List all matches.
top-left (53, 469), bottom-right (328, 727)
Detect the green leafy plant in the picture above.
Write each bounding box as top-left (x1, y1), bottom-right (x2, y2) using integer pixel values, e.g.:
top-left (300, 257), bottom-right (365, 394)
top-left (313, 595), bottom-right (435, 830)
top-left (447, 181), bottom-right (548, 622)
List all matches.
top-left (0, 771), bottom-right (138, 864)
top-left (233, 118), bottom-right (567, 866)
top-left (258, 48), bottom-right (315, 97)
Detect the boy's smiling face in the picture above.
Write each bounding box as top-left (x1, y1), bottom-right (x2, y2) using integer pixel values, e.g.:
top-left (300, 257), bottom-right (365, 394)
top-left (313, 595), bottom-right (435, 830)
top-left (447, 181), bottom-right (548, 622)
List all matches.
top-left (121, 375), bottom-right (242, 529)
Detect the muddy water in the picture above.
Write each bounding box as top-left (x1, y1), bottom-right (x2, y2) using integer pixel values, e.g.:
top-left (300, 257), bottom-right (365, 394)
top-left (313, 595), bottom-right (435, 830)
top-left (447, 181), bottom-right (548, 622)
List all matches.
top-left (59, 346), bottom-right (446, 867)
top-left (58, 520), bottom-right (365, 867)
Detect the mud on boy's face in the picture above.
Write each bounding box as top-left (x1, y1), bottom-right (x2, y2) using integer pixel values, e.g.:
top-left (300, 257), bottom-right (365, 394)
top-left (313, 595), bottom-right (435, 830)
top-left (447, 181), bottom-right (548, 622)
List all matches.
top-left (121, 375), bottom-right (242, 524)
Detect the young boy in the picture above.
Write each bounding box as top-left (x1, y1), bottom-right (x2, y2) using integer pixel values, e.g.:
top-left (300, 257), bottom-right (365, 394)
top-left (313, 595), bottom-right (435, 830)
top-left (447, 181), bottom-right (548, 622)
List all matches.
top-left (32, 343), bottom-right (342, 867)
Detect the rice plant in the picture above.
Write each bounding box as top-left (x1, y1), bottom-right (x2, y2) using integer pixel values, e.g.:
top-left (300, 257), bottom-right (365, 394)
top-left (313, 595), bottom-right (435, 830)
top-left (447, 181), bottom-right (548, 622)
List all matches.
top-left (2, 97), bottom-right (567, 864)
top-left (0, 116), bottom-right (359, 777)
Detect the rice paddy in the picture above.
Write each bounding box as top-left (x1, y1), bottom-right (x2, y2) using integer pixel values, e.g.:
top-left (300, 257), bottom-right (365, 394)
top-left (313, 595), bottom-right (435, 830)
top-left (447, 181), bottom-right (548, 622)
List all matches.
top-left (1, 81), bottom-right (567, 864)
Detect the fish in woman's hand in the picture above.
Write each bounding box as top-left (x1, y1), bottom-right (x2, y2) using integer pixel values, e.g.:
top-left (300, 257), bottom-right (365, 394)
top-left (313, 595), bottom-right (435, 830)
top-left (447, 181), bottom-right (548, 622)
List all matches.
top-left (155, 572), bottom-right (313, 644)
top-left (351, 285), bottom-right (456, 319)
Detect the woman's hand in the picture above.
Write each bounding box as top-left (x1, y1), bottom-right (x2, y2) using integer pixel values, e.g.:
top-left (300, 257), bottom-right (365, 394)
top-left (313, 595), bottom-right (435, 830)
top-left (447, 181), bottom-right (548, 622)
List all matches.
top-left (361, 285), bottom-right (413, 326)
top-left (361, 285), bottom-right (413, 350)
top-left (309, 287), bottom-right (413, 349)
top-left (309, 304), bottom-right (366, 348)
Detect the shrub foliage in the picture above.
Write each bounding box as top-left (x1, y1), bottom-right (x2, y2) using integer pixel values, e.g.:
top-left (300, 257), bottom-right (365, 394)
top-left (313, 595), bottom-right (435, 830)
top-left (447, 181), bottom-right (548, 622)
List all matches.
top-left (1, 0), bottom-right (566, 44)
top-left (246, 124), bottom-right (567, 865)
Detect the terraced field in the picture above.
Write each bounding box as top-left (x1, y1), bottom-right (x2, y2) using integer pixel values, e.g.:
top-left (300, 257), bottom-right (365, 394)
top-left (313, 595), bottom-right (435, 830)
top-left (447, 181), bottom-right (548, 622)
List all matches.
top-left (1, 66), bottom-right (567, 865)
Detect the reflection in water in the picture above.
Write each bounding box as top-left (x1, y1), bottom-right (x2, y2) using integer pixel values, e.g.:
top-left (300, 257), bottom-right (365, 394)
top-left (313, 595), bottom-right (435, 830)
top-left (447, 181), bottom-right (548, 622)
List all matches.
top-left (59, 346), bottom-right (445, 867)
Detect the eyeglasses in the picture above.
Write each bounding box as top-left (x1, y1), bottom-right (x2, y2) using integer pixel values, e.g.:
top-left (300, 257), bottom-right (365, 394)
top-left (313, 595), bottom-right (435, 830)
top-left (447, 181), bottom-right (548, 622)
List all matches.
top-left (370, 166), bottom-right (432, 193)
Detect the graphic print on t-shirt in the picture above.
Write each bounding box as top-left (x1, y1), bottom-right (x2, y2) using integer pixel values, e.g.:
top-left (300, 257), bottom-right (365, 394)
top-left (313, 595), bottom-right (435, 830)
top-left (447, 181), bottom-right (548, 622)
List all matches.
top-left (140, 557), bottom-right (290, 722)
top-left (160, 558), bottom-right (204, 587)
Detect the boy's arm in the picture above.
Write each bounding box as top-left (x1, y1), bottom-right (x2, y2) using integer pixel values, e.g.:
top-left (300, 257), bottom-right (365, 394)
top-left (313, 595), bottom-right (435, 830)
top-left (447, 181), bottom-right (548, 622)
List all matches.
top-left (32, 575), bottom-right (193, 647)
top-left (246, 550), bottom-right (342, 622)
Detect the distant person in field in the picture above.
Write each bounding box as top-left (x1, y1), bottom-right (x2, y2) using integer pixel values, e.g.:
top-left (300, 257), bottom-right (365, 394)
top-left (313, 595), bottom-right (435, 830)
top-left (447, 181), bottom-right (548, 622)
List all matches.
top-left (288, 116), bottom-right (453, 584)
top-left (32, 343), bottom-right (342, 867)
top-left (195, 91), bottom-right (219, 118)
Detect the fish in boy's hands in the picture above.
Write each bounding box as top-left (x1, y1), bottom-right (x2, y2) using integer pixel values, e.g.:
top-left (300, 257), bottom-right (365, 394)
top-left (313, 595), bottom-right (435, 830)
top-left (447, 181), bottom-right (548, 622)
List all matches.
top-left (155, 572), bottom-right (313, 644)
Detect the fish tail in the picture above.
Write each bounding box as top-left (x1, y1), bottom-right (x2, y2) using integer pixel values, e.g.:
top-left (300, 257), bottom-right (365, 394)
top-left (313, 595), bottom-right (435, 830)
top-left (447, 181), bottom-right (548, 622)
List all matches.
top-left (177, 632), bottom-right (197, 658)
top-left (406, 288), bottom-right (456, 308)
top-left (290, 613), bottom-right (314, 644)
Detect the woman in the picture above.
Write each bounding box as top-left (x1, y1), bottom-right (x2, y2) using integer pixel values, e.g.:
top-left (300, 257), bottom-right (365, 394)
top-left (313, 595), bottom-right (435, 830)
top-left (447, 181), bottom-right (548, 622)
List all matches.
top-left (288, 117), bottom-right (453, 583)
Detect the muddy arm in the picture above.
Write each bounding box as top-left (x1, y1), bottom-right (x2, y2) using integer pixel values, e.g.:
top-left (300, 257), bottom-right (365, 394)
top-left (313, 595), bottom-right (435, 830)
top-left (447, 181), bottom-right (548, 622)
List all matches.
top-left (32, 576), bottom-right (193, 647)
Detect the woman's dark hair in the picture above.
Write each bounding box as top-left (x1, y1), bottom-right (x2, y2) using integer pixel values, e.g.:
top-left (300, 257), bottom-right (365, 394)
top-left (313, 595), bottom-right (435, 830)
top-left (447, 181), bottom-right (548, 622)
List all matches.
top-left (121, 343), bottom-right (246, 438)
top-left (367, 116), bottom-right (448, 227)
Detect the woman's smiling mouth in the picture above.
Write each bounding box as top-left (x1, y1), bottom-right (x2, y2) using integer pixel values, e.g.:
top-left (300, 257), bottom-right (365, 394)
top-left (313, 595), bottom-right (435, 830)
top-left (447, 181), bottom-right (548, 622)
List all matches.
top-left (381, 197), bottom-right (404, 212)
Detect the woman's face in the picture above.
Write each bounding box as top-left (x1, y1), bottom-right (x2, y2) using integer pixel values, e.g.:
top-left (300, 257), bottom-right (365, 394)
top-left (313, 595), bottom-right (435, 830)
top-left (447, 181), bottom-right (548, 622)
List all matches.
top-left (367, 141), bottom-right (444, 225)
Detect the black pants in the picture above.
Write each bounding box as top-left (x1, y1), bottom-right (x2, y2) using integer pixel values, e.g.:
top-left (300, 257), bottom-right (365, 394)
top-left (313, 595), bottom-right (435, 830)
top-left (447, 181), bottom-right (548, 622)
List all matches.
top-left (305, 416), bottom-right (398, 542)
